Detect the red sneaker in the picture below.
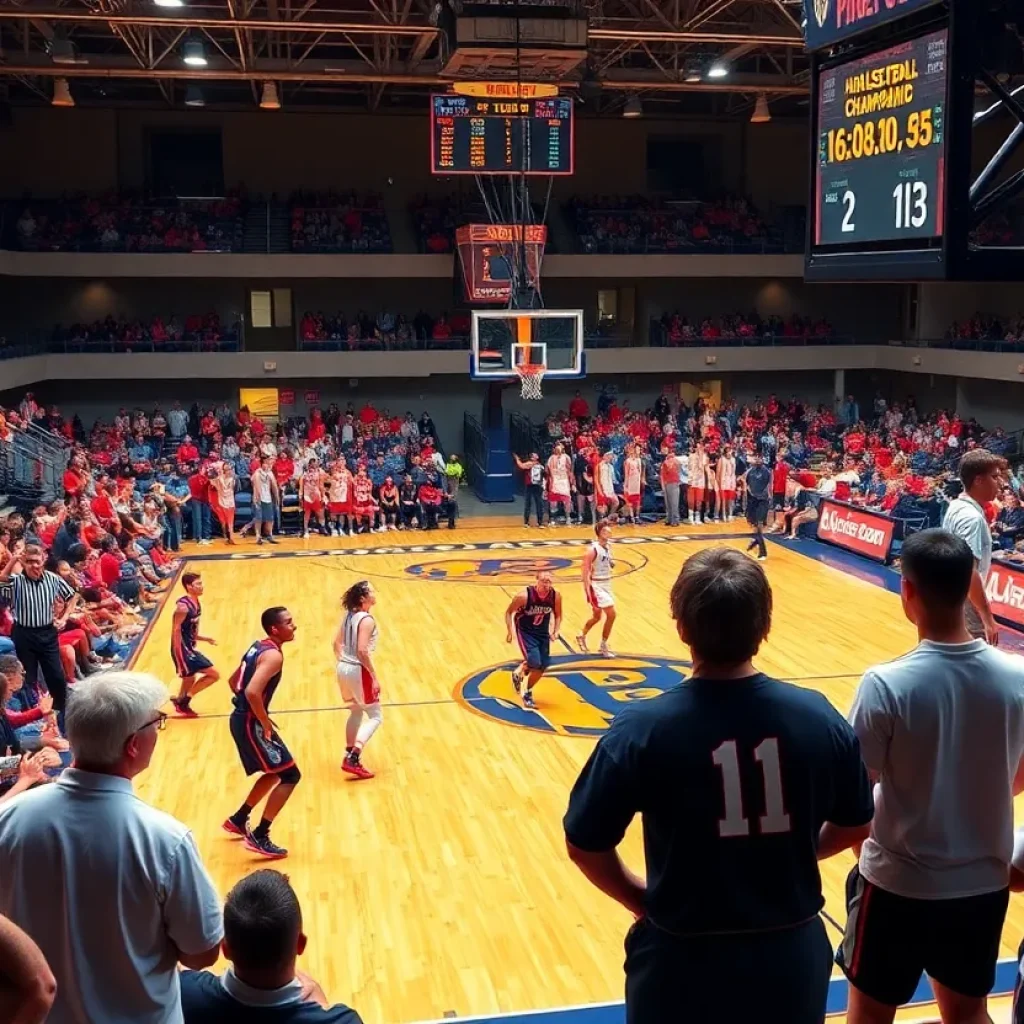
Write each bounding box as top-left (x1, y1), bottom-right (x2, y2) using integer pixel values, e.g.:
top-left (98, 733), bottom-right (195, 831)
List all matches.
top-left (221, 818), bottom-right (246, 838)
top-left (342, 757), bottom-right (375, 780)
top-left (171, 698), bottom-right (198, 719)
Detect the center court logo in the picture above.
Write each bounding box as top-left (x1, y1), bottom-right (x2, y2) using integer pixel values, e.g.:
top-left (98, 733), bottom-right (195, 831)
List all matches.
top-left (405, 553), bottom-right (644, 585)
top-left (454, 653), bottom-right (691, 736)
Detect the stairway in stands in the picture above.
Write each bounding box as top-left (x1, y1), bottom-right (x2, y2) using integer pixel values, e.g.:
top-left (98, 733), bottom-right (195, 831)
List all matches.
top-left (242, 202), bottom-right (291, 254)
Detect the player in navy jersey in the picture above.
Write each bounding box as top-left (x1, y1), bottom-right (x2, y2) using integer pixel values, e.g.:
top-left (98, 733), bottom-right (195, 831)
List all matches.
top-left (223, 606), bottom-right (299, 860)
top-left (564, 547), bottom-right (874, 1023)
top-left (170, 572), bottom-right (219, 718)
top-left (504, 570), bottom-right (562, 710)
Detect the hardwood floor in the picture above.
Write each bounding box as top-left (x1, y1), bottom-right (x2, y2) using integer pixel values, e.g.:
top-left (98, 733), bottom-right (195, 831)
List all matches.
top-left (126, 522), bottom-right (1024, 1023)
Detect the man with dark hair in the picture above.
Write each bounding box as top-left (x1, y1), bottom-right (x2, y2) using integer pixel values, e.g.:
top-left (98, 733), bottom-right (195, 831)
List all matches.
top-left (742, 452), bottom-right (772, 560)
top-left (170, 572), bottom-right (219, 718)
top-left (180, 870), bottom-right (362, 1023)
top-left (941, 448), bottom-right (1007, 644)
top-left (563, 546), bottom-right (874, 1023)
top-left (839, 529), bottom-right (1024, 1024)
top-left (224, 607), bottom-right (300, 860)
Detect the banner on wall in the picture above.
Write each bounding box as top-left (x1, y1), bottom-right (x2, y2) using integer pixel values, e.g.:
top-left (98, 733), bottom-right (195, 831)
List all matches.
top-left (238, 388), bottom-right (280, 421)
top-left (816, 499), bottom-right (896, 563)
top-left (987, 561), bottom-right (1024, 630)
top-left (280, 389), bottom-right (295, 406)
top-left (305, 390), bottom-right (320, 405)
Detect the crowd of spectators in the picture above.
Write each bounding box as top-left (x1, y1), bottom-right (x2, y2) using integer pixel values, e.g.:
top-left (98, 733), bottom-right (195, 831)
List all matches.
top-left (12, 192), bottom-right (245, 253)
top-left (299, 309), bottom-right (471, 349)
top-left (0, 394), bottom-right (464, 545)
top-left (652, 311), bottom-right (836, 346)
top-left (567, 194), bottom-right (777, 254)
top-left (531, 387), bottom-right (1017, 544)
top-left (289, 191), bottom-right (392, 254)
top-left (50, 311), bottom-right (242, 352)
top-left (945, 313), bottom-right (1024, 348)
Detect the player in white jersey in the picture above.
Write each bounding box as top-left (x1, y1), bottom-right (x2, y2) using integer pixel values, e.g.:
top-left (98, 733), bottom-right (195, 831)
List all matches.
top-left (333, 580), bottom-right (383, 780)
top-left (622, 444), bottom-right (644, 525)
top-left (717, 446), bottom-right (738, 522)
top-left (546, 442), bottom-right (575, 525)
top-left (577, 520), bottom-right (617, 657)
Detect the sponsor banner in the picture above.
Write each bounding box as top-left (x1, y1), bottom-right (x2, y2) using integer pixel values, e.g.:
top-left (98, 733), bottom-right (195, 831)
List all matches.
top-left (804, 0), bottom-right (942, 51)
top-left (280, 389), bottom-right (295, 406)
top-left (304, 390), bottom-right (320, 405)
top-left (987, 561), bottom-right (1024, 630)
top-left (816, 499), bottom-right (895, 562)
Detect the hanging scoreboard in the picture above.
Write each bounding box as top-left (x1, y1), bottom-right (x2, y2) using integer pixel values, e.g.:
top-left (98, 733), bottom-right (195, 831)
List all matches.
top-left (814, 28), bottom-right (948, 248)
top-left (430, 94), bottom-right (574, 175)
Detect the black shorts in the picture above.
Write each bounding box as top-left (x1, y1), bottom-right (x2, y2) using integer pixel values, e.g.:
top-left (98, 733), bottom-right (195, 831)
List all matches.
top-left (772, 490), bottom-right (786, 511)
top-left (229, 711), bottom-right (296, 776)
top-left (516, 629), bottom-right (551, 672)
top-left (172, 648), bottom-right (213, 679)
top-left (625, 915), bottom-right (832, 1024)
top-left (837, 865), bottom-right (1009, 1006)
top-left (747, 497), bottom-right (770, 527)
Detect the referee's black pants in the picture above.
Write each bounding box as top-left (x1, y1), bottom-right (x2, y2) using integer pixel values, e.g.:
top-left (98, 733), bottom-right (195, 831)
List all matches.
top-left (12, 623), bottom-right (68, 714)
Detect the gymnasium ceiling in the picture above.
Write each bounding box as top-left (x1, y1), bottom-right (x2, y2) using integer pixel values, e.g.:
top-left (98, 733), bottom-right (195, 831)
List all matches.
top-left (0, 0), bottom-right (810, 115)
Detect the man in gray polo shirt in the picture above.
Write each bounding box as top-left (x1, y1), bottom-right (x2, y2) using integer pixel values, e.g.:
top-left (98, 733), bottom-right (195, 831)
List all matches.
top-left (838, 529), bottom-right (1024, 1024)
top-left (941, 448), bottom-right (1006, 645)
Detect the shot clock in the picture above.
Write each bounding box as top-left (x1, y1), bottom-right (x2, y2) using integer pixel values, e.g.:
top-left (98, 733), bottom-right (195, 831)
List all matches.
top-left (815, 27), bottom-right (947, 248)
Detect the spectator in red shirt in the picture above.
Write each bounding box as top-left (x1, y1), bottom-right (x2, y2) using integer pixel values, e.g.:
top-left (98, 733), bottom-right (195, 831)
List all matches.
top-left (90, 480), bottom-right (117, 526)
top-left (359, 402), bottom-right (378, 425)
top-left (273, 453), bottom-right (295, 488)
top-left (569, 391), bottom-right (590, 421)
top-left (177, 436), bottom-right (199, 464)
top-left (187, 467), bottom-right (212, 544)
top-left (418, 477), bottom-right (443, 529)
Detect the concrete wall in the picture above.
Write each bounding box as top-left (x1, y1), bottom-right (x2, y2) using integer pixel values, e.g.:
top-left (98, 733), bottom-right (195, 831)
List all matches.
top-left (0, 107), bottom-right (808, 212)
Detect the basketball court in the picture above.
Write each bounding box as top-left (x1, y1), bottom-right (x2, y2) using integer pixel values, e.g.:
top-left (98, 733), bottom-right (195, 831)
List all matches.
top-left (127, 519), bottom-right (1024, 1023)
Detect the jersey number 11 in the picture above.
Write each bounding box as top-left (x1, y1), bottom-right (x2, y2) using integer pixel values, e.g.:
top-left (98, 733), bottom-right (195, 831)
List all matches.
top-left (712, 738), bottom-right (791, 837)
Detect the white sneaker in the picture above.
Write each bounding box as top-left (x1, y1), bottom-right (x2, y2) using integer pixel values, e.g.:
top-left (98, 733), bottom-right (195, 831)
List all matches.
top-left (576, 634), bottom-right (589, 653)
top-left (301, 530), bottom-right (309, 539)
top-left (599, 643), bottom-right (616, 658)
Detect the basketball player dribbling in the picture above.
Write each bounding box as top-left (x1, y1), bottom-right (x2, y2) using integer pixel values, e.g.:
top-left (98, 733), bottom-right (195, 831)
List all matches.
top-left (505, 570), bottom-right (562, 710)
top-left (223, 606), bottom-right (300, 859)
top-left (334, 580), bottom-right (384, 780)
top-left (169, 571), bottom-right (219, 718)
top-left (578, 520), bottom-right (617, 657)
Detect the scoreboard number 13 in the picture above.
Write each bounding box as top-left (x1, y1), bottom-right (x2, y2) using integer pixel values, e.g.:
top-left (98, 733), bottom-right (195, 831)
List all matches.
top-left (839, 182), bottom-right (929, 234)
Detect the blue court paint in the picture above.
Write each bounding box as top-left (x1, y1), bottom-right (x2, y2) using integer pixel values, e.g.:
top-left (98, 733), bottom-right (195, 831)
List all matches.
top-left (411, 958), bottom-right (1019, 1023)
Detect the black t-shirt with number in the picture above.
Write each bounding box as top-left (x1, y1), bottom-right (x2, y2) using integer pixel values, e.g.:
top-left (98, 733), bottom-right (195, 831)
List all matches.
top-left (563, 673), bottom-right (873, 936)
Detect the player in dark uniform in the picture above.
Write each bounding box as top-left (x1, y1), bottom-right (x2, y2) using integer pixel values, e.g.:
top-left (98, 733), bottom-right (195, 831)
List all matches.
top-left (505, 570), bottom-right (562, 710)
top-left (222, 606), bottom-right (300, 860)
top-left (169, 572), bottom-right (219, 718)
top-left (564, 547), bottom-right (874, 1023)
top-left (742, 451), bottom-right (772, 561)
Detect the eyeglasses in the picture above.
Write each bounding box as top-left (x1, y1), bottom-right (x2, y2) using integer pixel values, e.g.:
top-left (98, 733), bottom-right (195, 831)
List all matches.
top-left (133, 712), bottom-right (168, 736)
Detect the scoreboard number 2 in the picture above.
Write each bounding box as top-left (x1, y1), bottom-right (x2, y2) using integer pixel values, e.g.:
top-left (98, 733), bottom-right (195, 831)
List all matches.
top-left (893, 181), bottom-right (928, 229)
top-left (841, 190), bottom-right (856, 233)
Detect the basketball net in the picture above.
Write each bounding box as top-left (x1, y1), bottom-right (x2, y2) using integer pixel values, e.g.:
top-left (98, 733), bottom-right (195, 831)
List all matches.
top-left (516, 362), bottom-right (545, 400)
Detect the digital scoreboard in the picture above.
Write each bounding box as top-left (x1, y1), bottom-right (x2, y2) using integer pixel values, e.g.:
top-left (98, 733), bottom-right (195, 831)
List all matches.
top-left (430, 95), bottom-right (574, 176)
top-left (814, 27), bottom-right (948, 249)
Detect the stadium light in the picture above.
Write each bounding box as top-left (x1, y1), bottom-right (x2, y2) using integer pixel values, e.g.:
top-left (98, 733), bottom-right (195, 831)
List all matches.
top-left (182, 39), bottom-right (207, 66)
top-left (750, 95), bottom-right (771, 123)
top-left (684, 64), bottom-right (702, 83)
top-left (154, 0), bottom-right (185, 6)
top-left (260, 82), bottom-right (281, 110)
top-left (707, 63), bottom-right (729, 79)
top-left (51, 78), bottom-right (74, 108)
top-left (622, 95), bottom-right (643, 119)
top-left (185, 85), bottom-right (205, 107)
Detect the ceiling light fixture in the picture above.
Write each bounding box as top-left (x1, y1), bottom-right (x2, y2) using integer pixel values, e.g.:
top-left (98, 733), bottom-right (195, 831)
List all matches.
top-left (154, 0), bottom-right (185, 7)
top-left (707, 63), bottom-right (729, 79)
top-left (182, 39), bottom-right (207, 66)
top-left (750, 95), bottom-right (771, 123)
top-left (684, 64), bottom-right (702, 84)
top-left (622, 95), bottom-right (643, 119)
top-left (51, 78), bottom-right (74, 107)
top-left (185, 85), bottom-right (205, 107)
top-left (260, 81), bottom-right (281, 110)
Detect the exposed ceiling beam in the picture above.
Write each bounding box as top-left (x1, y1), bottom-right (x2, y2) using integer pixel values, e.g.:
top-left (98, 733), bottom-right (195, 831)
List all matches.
top-left (589, 27), bottom-right (801, 45)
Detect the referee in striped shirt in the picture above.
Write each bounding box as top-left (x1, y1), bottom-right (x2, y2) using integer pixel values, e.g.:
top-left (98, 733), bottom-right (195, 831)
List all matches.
top-left (0, 541), bottom-right (79, 717)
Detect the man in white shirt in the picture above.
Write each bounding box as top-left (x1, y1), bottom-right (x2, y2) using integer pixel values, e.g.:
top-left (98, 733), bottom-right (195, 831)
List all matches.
top-left (0, 672), bottom-right (222, 1024)
top-left (941, 449), bottom-right (1006, 644)
top-left (839, 529), bottom-right (1024, 1024)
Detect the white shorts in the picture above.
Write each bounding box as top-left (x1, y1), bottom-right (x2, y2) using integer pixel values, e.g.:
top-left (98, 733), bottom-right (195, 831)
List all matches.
top-left (588, 581), bottom-right (615, 609)
top-left (337, 660), bottom-right (379, 707)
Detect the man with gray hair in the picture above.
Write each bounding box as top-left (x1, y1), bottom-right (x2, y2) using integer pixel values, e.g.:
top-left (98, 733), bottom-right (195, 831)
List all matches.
top-left (0, 671), bottom-right (223, 1024)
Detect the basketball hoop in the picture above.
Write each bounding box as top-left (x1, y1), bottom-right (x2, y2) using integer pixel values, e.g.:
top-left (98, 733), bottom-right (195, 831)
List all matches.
top-left (516, 362), bottom-right (545, 400)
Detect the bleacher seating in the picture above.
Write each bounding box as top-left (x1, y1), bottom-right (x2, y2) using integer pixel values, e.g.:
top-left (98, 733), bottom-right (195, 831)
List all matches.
top-left (289, 190), bottom-right (392, 253)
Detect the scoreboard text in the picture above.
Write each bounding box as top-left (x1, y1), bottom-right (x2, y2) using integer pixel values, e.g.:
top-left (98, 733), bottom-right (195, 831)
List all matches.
top-left (814, 28), bottom-right (947, 248)
top-left (430, 95), bottom-right (574, 176)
